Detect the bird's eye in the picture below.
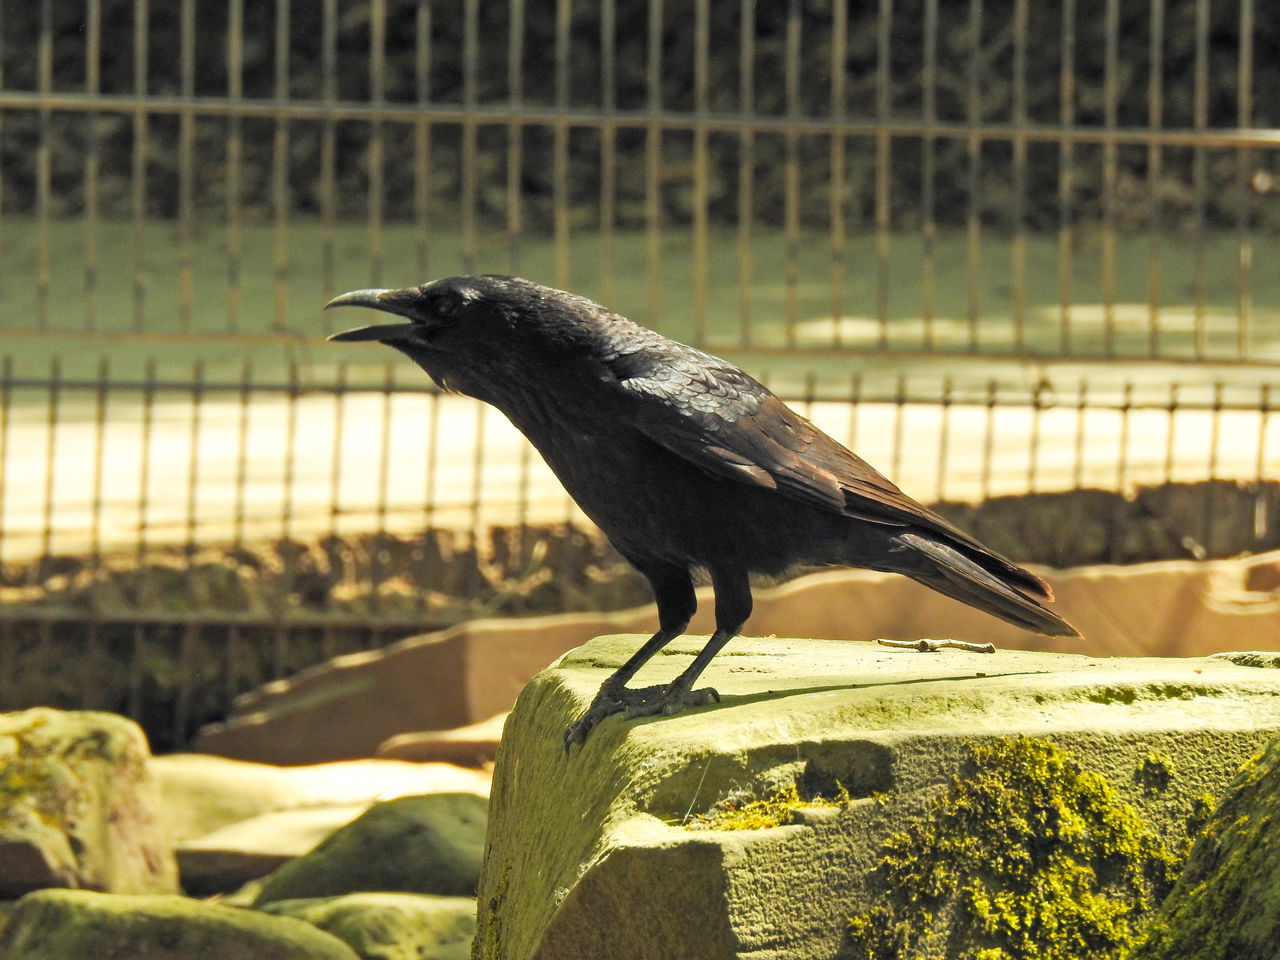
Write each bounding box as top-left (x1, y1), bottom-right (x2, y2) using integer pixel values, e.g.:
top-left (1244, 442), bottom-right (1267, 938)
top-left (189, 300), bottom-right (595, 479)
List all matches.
top-left (431, 293), bottom-right (462, 319)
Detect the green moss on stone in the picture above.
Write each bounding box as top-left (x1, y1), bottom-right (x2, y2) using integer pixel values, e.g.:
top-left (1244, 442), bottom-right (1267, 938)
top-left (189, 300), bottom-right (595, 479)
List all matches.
top-left (682, 782), bottom-right (849, 831)
top-left (1127, 737), bottom-right (1280, 960)
top-left (846, 737), bottom-right (1180, 960)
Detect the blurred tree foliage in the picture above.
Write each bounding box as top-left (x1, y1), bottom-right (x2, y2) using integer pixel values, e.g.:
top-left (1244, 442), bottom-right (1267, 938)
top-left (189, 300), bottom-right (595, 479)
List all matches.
top-left (0, 0), bottom-right (1276, 230)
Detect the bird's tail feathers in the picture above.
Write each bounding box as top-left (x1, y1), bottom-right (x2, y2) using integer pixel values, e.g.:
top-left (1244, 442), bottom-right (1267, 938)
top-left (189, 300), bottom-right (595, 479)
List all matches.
top-left (891, 532), bottom-right (1080, 638)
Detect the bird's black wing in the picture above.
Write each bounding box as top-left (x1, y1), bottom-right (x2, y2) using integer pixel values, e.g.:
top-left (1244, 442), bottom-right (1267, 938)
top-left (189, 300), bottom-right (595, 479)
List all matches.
top-left (608, 342), bottom-right (1051, 596)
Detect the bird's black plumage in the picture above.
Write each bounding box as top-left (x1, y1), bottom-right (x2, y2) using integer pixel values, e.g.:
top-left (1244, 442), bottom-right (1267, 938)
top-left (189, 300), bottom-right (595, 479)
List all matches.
top-left (327, 275), bottom-right (1080, 748)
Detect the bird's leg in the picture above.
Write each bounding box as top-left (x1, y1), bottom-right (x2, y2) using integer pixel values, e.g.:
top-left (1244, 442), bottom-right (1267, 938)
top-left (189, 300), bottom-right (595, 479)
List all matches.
top-left (623, 566), bottom-right (752, 721)
top-left (563, 562), bottom-right (695, 752)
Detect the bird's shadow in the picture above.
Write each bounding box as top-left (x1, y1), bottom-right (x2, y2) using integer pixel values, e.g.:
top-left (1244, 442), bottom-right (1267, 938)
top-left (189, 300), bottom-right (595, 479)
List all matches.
top-left (626, 668), bottom-right (1051, 727)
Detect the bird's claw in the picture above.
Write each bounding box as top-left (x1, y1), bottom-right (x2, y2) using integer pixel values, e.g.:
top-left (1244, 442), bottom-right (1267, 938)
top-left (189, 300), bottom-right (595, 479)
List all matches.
top-left (562, 683), bottom-right (721, 754)
top-left (626, 685), bottom-right (720, 718)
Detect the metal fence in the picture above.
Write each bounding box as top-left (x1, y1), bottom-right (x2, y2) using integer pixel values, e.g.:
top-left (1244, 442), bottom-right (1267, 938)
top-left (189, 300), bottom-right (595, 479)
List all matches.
top-left (1, 1), bottom-right (1279, 743)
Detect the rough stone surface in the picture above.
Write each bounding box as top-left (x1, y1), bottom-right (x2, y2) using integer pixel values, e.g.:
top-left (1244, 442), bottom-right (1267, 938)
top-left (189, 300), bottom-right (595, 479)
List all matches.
top-left (474, 635), bottom-right (1280, 960)
top-left (251, 793), bottom-right (488, 907)
top-left (176, 804), bottom-right (371, 895)
top-left (0, 708), bottom-right (178, 898)
top-left (196, 552), bottom-right (1280, 765)
top-left (1129, 735), bottom-right (1280, 960)
top-left (0, 889), bottom-right (360, 959)
top-left (154, 753), bottom-right (491, 843)
top-left (378, 713), bottom-right (509, 767)
top-left (262, 892), bottom-right (476, 960)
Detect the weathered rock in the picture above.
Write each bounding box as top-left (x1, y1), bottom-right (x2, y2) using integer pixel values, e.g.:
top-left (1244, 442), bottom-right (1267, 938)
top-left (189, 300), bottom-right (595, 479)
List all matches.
top-left (251, 793), bottom-right (488, 907)
top-left (377, 712), bottom-right (509, 767)
top-left (154, 753), bottom-right (490, 844)
top-left (177, 804), bottom-right (370, 895)
top-left (261, 892), bottom-right (476, 960)
top-left (0, 708), bottom-right (178, 897)
top-left (474, 635), bottom-right (1280, 960)
top-left (0, 888), bottom-right (360, 959)
top-left (1129, 735), bottom-right (1280, 960)
top-left (196, 552), bottom-right (1280, 765)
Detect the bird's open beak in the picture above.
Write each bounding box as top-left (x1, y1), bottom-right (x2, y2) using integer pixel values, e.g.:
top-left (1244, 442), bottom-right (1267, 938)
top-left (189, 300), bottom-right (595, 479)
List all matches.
top-left (325, 287), bottom-right (419, 343)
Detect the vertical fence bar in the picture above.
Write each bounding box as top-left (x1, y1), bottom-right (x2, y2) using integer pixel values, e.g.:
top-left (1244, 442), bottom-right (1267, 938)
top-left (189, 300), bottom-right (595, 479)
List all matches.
top-left (84, 0), bottom-right (101, 330)
top-left (282, 362), bottom-right (300, 543)
top-left (463, 0), bottom-right (482, 275)
top-left (1236, 0), bottom-right (1254, 359)
top-left (1163, 381), bottom-right (1178, 488)
top-left (920, 0), bottom-right (937, 350)
top-left (1072, 379), bottom-right (1087, 490)
top-left (368, 0), bottom-right (387, 287)
top-left (278, 362), bottom-right (301, 673)
top-left (505, 0), bottom-right (524, 276)
top-left (466, 399), bottom-right (486, 600)
top-left (1100, 0), bottom-right (1119, 357)
top-left (1191, 0), bottom-right (1209, 358)
top-left (323, 366), bottom-right (347, 661)
top-left (1204, 382), bottom-right (1223, 553)
top-left (136, 358), bottom-right (157, 578)
top-left (644, 0), bottom-right (663, 330)
top-left (551, 0), bottom-right (570, 288)
top-left (232, 360), bottom-right (252, 548)
top-left (36, 0), bottom-right (52, 329)
top-left (419, 389), bottom-right (441, 611)
top-left (0, 5), bottom-right (6, 299)
top-left (736, 0), bottom-right (755, 347)
top-left (184, 360), bottom-right (204, 558)
top-left (598, 0), bottom-right (617, 306)
top-left (829, 0), bottom-right (847, 346)
top-left (272, 0), bottom-right (291, 330)
top-left (691, 0), bottom-right (710, 345)
top-left (90, 358), bottom-right (109, 570)
top-left (1146, 0), bottom-right (1164, 357)
top-left (980, 379), bottom-right (997, 501)
top-left (1057, 0), bottom-right (1076, 355)
top-left (40, 357), bottom-right (60, 560)
top-left (1256, 385), bottom-right (1271, 541)
top-left (328, 364), bottom-right (347, 546)
top-left (936, 377), bottom-right (953, 502)
top-left (319, 0), bottom-right (337, 303)
top-left (782, 0), bottom-right (802, 347)
top-left (1116, 380), bottom-right (1133, 491)
top-left (416, 0), bottom-right (433, 279)
top-left (131, 0), bottom-right (149, 330)
top-left (177, 0), bottom-right (195, 331)
top-left (1028, 381), bottom-right (1044, 493)
top-left (1010, 0), bottom-right (1028, 354)
top-left (0, 357), bottom-right (10, 565)
top-left (891, 374), bottom-right (906, 484)
top-left (873, 0), bottom-right (892, 349)
top-left (226, 0), bottom-right (244, 331)
top-left (374, 362), bottom-right (396, 616)
top-left (964, 0), bottom-right (983, 351)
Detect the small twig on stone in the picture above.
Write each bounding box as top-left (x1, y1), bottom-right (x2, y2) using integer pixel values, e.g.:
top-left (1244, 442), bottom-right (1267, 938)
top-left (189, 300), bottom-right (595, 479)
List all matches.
top-left (876, 638), bottom-right (997, 654)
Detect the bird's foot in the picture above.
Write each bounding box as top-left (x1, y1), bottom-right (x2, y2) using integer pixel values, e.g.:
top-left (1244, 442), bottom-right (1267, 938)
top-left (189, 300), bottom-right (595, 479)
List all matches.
top-left (623, 684), bottom-right (720, 719)
top-left (563, 682), bottom-right (721, 753)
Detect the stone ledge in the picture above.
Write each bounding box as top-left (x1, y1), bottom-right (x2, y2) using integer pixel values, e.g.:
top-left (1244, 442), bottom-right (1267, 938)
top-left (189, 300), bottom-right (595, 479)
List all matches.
top-left (475, 635), bottom-right (1280, 960)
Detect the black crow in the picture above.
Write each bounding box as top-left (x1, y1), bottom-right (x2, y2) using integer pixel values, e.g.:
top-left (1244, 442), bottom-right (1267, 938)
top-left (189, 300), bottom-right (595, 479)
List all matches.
top-left (326, 276), bottom-right (1079, 749)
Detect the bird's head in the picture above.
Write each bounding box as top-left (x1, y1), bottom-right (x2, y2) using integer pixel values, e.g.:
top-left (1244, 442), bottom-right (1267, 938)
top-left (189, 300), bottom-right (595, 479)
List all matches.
top-left (327, 275), bottom-right (530, 392)
top-left (326, 275), bottom-right (625, 405)
top-left (326, 275), bottom-right (512, 348)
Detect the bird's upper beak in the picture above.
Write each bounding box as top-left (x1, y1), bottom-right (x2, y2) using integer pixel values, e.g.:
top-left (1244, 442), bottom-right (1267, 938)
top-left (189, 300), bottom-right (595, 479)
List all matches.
top-left (325, 287), bottom-right (420, 343)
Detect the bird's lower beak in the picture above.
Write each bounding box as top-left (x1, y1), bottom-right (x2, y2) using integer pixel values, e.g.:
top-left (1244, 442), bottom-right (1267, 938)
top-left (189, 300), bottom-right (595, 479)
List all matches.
top-left (325, 287), bottom-right (420, 343)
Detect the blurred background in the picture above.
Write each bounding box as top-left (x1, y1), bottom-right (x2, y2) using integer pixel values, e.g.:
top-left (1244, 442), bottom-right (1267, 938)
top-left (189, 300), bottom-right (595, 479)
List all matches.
top-left (1, 0), bottom-right (1277, 749)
